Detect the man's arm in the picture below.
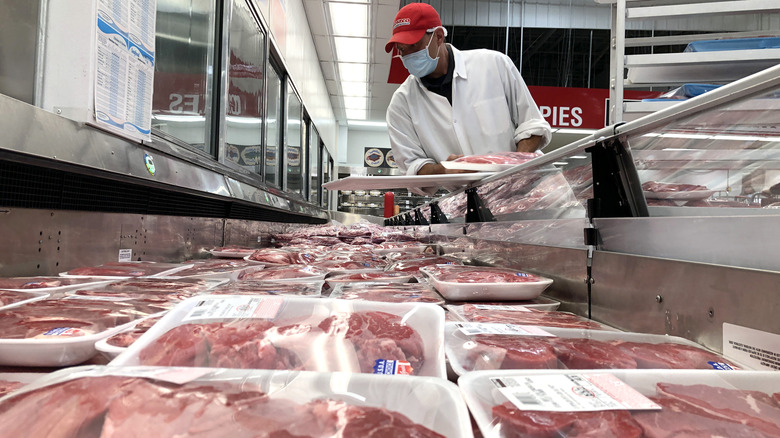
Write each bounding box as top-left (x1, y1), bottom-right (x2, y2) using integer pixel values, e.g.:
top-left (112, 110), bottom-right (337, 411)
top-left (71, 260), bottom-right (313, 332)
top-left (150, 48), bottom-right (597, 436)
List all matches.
top-left (417, 154), bottom-right (473, 175)
top-left (516, 135), bottom-right (544, 153)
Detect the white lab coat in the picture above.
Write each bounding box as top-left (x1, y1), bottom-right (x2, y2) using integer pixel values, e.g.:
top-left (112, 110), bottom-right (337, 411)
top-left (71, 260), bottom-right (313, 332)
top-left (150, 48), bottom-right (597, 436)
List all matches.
top-left (386, 45), bottom-right (552, 177)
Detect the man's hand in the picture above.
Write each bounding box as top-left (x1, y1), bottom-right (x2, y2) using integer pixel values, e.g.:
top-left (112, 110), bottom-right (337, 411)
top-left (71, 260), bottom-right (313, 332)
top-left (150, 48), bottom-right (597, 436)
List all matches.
top-left (418, 154), bottom-right (475, 175)
top-left (516, 135), bottom-right (544, 153)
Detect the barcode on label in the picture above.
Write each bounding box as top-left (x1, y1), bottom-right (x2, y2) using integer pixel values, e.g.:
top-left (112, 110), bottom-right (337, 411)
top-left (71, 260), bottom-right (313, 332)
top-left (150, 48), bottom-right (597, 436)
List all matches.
top-left (514, 393), bottom-right (542, 405)
top-left (188, 308), bottom-right (207, 319)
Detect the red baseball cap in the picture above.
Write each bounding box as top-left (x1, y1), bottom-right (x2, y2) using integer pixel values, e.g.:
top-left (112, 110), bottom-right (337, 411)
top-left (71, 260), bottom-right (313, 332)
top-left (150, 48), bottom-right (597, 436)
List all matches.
top-left (384, 3), bottom-right (442, 53)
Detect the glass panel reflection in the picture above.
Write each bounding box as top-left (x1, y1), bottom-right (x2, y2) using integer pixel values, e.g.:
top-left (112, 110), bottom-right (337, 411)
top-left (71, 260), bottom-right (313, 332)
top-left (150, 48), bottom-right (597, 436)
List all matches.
top-left (322, 148), bottom-right (331, 208)
top-left (152, 0), bottom-right (215, 153)
top-left (224, 0), bottom-right (265, 173)
top-left (309, 127), bottom-right (320, 203)
top-left (285, 83), bottom-right (304, 196)
top-left (628, 88), bottom-right (780, 212)
top-left (265, 63), bottom-right (282, 187)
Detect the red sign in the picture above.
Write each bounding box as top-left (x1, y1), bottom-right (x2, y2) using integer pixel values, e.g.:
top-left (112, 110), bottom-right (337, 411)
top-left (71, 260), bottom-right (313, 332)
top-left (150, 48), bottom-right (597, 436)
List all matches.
top-left (528, 86), bottom-right (661, 129)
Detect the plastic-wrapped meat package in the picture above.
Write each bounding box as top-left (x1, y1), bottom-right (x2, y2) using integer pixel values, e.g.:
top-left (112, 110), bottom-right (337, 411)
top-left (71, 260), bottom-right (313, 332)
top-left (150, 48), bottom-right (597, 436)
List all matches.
top-left (112, 295), bottom-right (446, 377)
top-left (236, 265), bottom-right (327, 283)
top-left (104, 314), bottom-right (164, 348)
top-left (0, 290), bottom-right (48, 309)
top-left (209, 246), bottom-right (259, 258)
top-left (385, 256), bottom-right (462, 274)
top-left (454, 151), bottom-right (541, 165)
top-left (326, 271), bottom-right (414, 284)
top-left (329, 283), bottom-right (445, 305)
top-left (0, 380), bottom-right (25, 398)
top-left (481, 171), bottom-right (580, 215)
top-left (642, 181), bottom-right (709, 192)
top-left (311, 259), bottom-right (387, 274)
top-left (314, 251), bottom-right (383, 263)
top-left (0, 276), bottom-right (107, 290)
top-left (210, 281), bottom-right (323, 296)
top-left (445, 323), bottom-right (740, 375)
top-left (447, 304), bottom-right (609, 330)
top-left (0, 366), bottom-right (471, 438)
top-left (168, 259), bottom-right (260, 278)
top-left (421, 266), bottom-right (553, 301)
top-left (246, 248), bottom-right (316, 265)
top-left (100, 277), bottom-right (220, 294)
top-left (62, 261), bottom-right (187, 277)
top-left (374, 241), bottom-right (431, 254)
top-left (64, 277), bottom-right (220, 312)
top-left (460, 369), bottom-right (780, 438)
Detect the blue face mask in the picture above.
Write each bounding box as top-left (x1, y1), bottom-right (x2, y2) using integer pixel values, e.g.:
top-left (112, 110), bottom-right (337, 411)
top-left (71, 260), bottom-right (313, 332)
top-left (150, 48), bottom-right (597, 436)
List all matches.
top-left (400, 33), bottom-right (438, 78)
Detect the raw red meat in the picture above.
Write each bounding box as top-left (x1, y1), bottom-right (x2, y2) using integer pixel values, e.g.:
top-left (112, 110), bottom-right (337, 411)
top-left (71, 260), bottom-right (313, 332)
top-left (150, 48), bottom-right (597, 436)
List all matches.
top-left (211, 281), bottom-right (322, 296)
top-left (65, 262), bottom-right (183, 277)
top-left (313, 259), bottom-right (386, 272)
top-left (0, 380), bottom-right (24, 398)
top-left (550, 338), bottom-right (637, 369)
top-left (0, 277), bottom-right (103, 289)
top-left (468, 335), bottom-right (558, 369)
top-left (612, 341), bottom-right (733, 369)
top-left (632, 395), bottom-right (772, 438)
top-left (332, 284), bottom-right (444, 304)
top-left (317, 311), bottom-right (425, 375)
top-left (103, 278), bottom-right (214, 293)
top-left (428, 266), bottom-right (543, 283)
top-left (642, 181), bottom-right (709, 192)
top-left (655, 382), bottom-right (780, 436)
top-left (237, 265), bottom-right (326, 281)
top-left (0, 290), bottom-right (41, 308)
top-left (326, 271), bottom-right (413, 283)
top-left (0, 375), bottom-right (443, 437)
top-left (247, 248), bottom-right (316, 265)
top-left (492, 402), bottom-right (643, 438)
top-left (454, 151), bottom-right (540, 165)
top-left (385, 257), bottom-right (461, 273)
top-left (455, 306), bottom-right (607, 330)
top-left (170, 259), bottom-right (255, 276)
top-left (0, 299), bottom-right (145, 338)
top-left (106, 315), bottom-right (163, 348)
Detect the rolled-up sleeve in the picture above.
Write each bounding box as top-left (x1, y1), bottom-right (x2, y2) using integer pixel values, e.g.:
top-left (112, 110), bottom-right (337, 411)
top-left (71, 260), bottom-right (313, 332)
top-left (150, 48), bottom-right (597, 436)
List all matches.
top-left (499, 55), bottom-right (552, 148)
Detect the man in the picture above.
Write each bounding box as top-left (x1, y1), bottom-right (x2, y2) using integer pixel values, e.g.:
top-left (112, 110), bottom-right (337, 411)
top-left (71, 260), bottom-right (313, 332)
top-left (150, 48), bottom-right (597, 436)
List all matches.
top-left (385, 3), bottom-right (551, 176)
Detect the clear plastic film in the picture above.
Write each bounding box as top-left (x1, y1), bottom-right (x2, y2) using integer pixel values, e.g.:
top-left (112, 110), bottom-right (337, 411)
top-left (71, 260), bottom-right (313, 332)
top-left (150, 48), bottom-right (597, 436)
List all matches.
top-left (444, 322), bottom-right (743, 376)
top-left (329, 283), bottom-right (445, 305)
top-left (112, 295), bottom-right (446, 378)
top-left (446, 303), bottom-right (611, 331)
top-left (419, 265), bottom-right (553, 301)
top-left (0, 365), bottom-right (472, 437)
top-left (460, 368), bottom-right (780, 438)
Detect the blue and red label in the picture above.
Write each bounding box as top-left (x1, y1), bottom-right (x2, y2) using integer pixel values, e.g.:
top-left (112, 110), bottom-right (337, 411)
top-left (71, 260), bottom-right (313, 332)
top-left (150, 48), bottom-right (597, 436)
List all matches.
top-left (708, 361), bottom-right (737, 370)
top-left (373, 359), bottom-right (413, 375)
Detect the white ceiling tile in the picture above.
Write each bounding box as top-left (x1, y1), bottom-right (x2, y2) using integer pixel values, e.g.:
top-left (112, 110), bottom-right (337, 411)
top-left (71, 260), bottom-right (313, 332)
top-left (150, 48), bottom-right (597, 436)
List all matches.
top-left (314, 35), bottom-right (334, 61)
top-left (303, 0), bottom-right (329, 36)
top-left (320, 61), bottom-right (337, 81)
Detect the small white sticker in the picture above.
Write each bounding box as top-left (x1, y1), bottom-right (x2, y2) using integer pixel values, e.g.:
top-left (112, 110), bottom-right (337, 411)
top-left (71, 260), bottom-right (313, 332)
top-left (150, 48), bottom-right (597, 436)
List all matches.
top-left (183, 296), bottom-right (283, 322)
top-left (457, 322), bottom-right (555, 337)
top-left (472, 304), bottom-right (532, 312)
top-left (491, 374), bottom-right (661, 412)
top-left (118, 249), bottom-right (133, 262)
top-left (724, 323), bottom-right (780, 371)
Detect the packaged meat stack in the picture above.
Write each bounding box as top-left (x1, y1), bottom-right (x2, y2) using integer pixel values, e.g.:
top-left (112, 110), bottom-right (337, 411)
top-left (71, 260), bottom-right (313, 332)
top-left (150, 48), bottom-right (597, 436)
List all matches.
top-left (166, 259), bottom-right (264, 280)
top-left (209, 245), bottom-right (261, 258)
top-left (420, 265), bottom-right (553, 301)
top-left (210, 281), bottom-right (324, 297)
top-left (0, 290), bottom-right (50, 311)
top-left (112, 295), bottom-right (446, 378)
top-left (459, 368), bottom-right (780, 438)
top-left (441, 151), bottom-right (541, 172)
top-left (0, 276), bottom-right (111, 293)
top-left (245, 248), bottom-right (318, 265)
top-left (312, 259), bottom-right (387, 275)
top-left (95, 313), bottom-right (165, 360)
top-left (61, 261), bottom-right (192, 278)
top-left (0, 298), bottom-right (152, 366)
top-left (374, 241), bottom-right (432, 255)
top-left (642, 181), bottom-right (715, 201)
top-left (0, 365), bottom-right (471, 437)
top-left (446, 299), bottom-right (561, 312)
top-left (445, 323), bottom-right (743, 376)
top-left (447, 304), bottom-right (612, 330)
top-left (329, 283), bottom-right (446, 305)
top-left (385, 256), bottom-right (463, 276)
top-left (325, 271), bottom-right (415, 286)
top-left (236, 264), bottom-right (327, 283)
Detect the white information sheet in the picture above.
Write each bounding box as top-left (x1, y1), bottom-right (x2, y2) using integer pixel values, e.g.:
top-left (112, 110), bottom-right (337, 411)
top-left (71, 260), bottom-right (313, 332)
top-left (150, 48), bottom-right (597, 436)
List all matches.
top-left (471, 304), bottom-right (532, 312)
top-left (183, 296), bottom-right (284, 322)
top-left (723, 322), bottom-right (780, 370)
top-left (490, 374), bottom-right (661, 412)
top-left (457, 323), bottom-right (554, 337)
top-left (95, 0), bottom-right (155, 141)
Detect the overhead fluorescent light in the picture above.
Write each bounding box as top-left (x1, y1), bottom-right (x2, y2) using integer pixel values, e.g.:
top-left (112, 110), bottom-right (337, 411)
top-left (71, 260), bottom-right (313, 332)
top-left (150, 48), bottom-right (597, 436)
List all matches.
top-left (341, 81), bottom-right (368, 97)
top-left (661, 133), bottom-right (710, 139)
top-left (153, 114), bottom-right (205, 123)
top-left (345, 108), bottom-right (366, 119)
top-left (348, 120), bottom-right (387, 128)
top-left (343, 96), bottom-right (367, 110)
top-left (570, 155), bottom-right (588, 159)
top-left (552, 162), bottom-right (569, 166)
top-left (226, 116), bottom-right (263, 125)
top-left (334, 37), bottom-right (368, 63)
top-left (338, 63), bottom-right (367, 82)
top-left (329, 2), bottom-right (368, 37)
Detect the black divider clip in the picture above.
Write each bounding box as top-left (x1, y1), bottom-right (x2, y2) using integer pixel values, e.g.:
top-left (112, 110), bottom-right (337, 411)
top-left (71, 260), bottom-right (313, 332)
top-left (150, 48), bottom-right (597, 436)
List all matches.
top-left (465, 187), bottom-right (496, 223)
top-left (429, 202), bottom-right (449, 224)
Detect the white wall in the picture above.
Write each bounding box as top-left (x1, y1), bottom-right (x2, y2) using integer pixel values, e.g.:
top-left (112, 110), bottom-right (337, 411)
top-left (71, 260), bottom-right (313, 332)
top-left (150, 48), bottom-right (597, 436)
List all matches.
top-left (344, 127), bottom-right (392, 167)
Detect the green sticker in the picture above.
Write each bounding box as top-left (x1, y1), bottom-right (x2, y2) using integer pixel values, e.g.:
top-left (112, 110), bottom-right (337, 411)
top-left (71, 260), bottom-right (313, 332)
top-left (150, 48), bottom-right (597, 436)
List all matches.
top-left (144, 153), bottom-right (156, 175)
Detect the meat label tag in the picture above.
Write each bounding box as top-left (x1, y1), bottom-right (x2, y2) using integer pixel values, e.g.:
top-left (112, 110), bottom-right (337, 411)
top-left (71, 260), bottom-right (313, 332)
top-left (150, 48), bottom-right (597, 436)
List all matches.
top-left (471, 305), bottom-right (532, 312)
top-left (457, 323), bottom-right (554, 337)
top-left (183, 296), bottom-right (283, 321)
top-left (490, 374), bottom-right (661, 412)
top-left (373, 359), bottom-right (413, 375)
top-left (723, 322), bottom-right (780, 370)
